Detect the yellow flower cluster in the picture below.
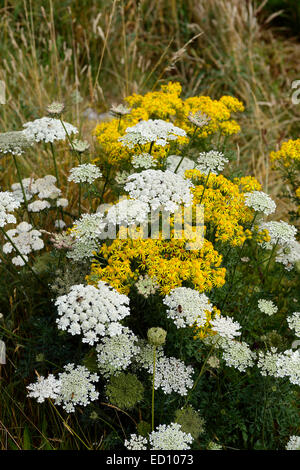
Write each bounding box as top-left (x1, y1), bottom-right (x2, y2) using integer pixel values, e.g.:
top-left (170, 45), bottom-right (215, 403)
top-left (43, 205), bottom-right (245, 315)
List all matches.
top-left (93, 82), bottom-right (244, 165)
top-left (87, 237), bottom-right (226, 296)
top-left (270, 138), bottom-right (300, 168)
top-left (185, 170), bottom-right (258, 246)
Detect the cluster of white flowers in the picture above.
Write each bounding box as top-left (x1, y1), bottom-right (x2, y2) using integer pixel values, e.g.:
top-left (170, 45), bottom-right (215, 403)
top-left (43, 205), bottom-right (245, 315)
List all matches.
top-left (131, 153), bottom-right (156, 169)
top-left (221, 340), bottom-right (256, 372)
top-left (11, 175), bottom-right (62, 212)
top-left (275, 240), bottom-right (300, 271)
top-left (28, 364), bottom-right (99, 413)
top-left (135, 341), bottom-right (164, 371)
top-left (106, 199), bottom-right (149, 226)
top-left (68, 164), bottom-right (102, 184)
top-left (124, 434), bottom-right (148, 450)
top-left (119, 119), bottom-right (186, 148)
top-left (196, 150), bottom-right (229, 175)
top-left (55, 282), bottom-right (130, 345)
top-left (0, 131), bottom-right (34, 156)
top-left (96, 327), bottom-right (140, 378)
top-left (257, 348), bottom-right (279, 377)
top-left (286, 435), bottom-right (300, 450)
top-left (275, 349), bottom-right (300, 386)
top-left (257, 348), bottom-right (300, 386)
top-left (23, 117), bottom-right (78, 143)
top-left (149, 423), bottom-right (193, 450)
top-left (165, 155), bottom-right (195, 176)
top-left (124, 169), bottom-right (193, 212)
top-left (135, 275), bottom-right (159, 298)
top-left (27, 374), bottom-right (61, 403)
top-left (66, 238), bottom-right (97, 261)
top-left (163, 287), bottom-right (213, 329)
top-left (211, 315), bottom-right (242, 340)
top-left (258, 299), bottom-right (278, 316)
top-left (287, 312), bottom-right (300, 337)
top-left (152, 356), bottom-right (194, 395)
top-left (124, 423), bottom-right (194, 450)
top-left (0, 191), bottom-right (20, 227)
top-left (28, 200), bottom-right (51, 212)
top-left (55, 364), bottom-right (99, 413)
top-left (3, 221), bottom-right (44, 266)
top-left (56, 198), bottom-right (68, 208)
top-left (73, 212), bottom-right (106, 242)
top-left (260, 220), bottom-right (297, 249)
top-left (244, 191), bottom-right (276, 216)
top-left (115, 170), bottom-right (132, 185)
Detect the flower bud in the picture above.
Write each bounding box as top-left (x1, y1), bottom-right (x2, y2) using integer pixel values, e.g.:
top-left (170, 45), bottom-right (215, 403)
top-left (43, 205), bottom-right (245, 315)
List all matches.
top-left (147, 327), bottom-right (167, 346)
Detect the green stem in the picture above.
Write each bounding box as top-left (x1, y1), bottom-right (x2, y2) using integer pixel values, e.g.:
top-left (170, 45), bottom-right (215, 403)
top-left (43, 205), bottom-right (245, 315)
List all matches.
top-left (48, 399), bottom-right (92, 450)
top-left (183, 342), bottom-right (216, 408)
top-left (152, 345), bottom-right (157, 431)
top-left (174, 125), bottom-right (198, 174)
top-left (50, 142), bottom-right (60, 186)
top-left (198, 170), bottom-right (211, 205)
top-left (12, 154), bottom-right (32, 223)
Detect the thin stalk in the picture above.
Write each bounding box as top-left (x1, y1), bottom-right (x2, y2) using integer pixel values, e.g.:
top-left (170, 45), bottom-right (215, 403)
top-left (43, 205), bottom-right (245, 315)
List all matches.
top-left (48, 400), bottom-right (92, 450)
top-left (152, 345), bottom-right (157, 431)
top-left (50, 142), bottom-right (65, 224)
top-left (199, 170), bottom-right (211, 205)
top-left (183, 342), bottom-right (216, 408)
top-left (12, 154), bottom-right (32, 223)
top-left (174, 125), bottom-right (198, 174)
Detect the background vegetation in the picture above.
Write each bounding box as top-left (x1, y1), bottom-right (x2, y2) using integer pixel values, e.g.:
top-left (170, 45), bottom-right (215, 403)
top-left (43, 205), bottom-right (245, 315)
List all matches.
top-left (0, 0), bottom-right (299, 450)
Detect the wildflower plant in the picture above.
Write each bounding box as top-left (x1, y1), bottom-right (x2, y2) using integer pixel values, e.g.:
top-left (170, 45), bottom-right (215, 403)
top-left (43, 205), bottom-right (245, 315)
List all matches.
top-left (1, 82), bottom-right (299, 451)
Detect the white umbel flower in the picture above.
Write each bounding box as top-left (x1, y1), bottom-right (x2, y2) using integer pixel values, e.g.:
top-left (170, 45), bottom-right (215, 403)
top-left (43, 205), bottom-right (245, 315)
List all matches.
top-left (68, 164), bottom-right (102, 184)
top-left (149, 423), bottom-right (193, 450)
top-left (27, 374), bottom-right (61, 403)
top-left (258, 299), bottom-right (278, 316)
top-left (163, 287), bottom-right (213, 329)
top-left (257, 348), bottom-right (279, 377)
top-left (260, 220), bottom-right (297, 249)
top-left (28, 200), bottom-right (51, 212)
top-left (106, 198), bottom-right (149, 226)
top-left (66, 238), bottom-right (97, 261)
top-left (73, 212), bottom-right (106, 242)
top-left (3, 221), bottom-right (44, 265)
top-left (135, 275), bottom-right (159, 298)
top-left (124, 169), bottom-right (193, 212)
top-left (286, 435), bottom-right (300, 450)
top-left (132, 152), bottom-right (156, 169)
top-left (55, 364), bottom-right (99, 413)
top-left (196, 150), bottom-right (229, 175)
top-left (244, 191), bottom-right (276, 216)
top-left (211, 315), bottom-right (241, 340)
top-left (119, 119), bottom-right (186, 148)
top-left (0, 131), bottom-right (33, 156)
top-left (287, 312), bottom-right (300, 338)
top-left (275, 349), bottom-right (300, 386)
top-left (152, 356), bottom-right (194, 395)
top-left (23, 117), bottom-right (78, 143)
top-left (124, 434), bottom-right (148, 450)
top-left (275, 240), bottom-right (300, 271)
top-left (221, 340), bottom-right (256, 372)
top-left (55, 282), bottom-right (130, 345)
top-left (96, 327), bottom-right (140, 378)
top-left (0, 191), bottom-right (20, 227)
